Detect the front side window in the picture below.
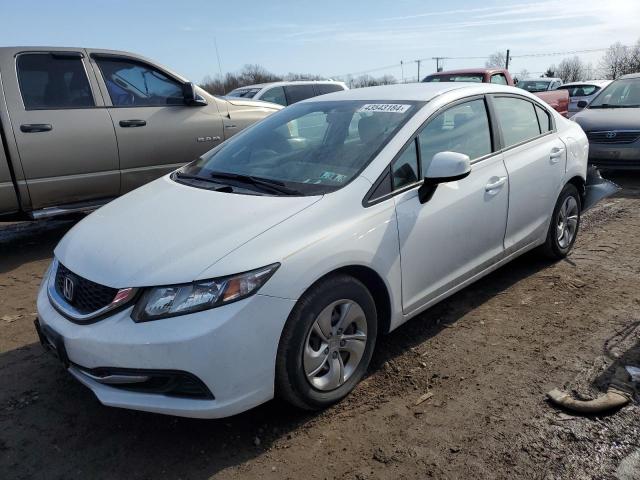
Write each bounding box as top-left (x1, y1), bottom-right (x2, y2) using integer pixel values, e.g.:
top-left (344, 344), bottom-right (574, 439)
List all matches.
top-left (494, 97), bottom-right (541, 147)
top-left (418, 99), bottom-right (492, 173)
top-left (284, 85), bottom-right (316, 104)
top-left (589, 78), bottom-right (640, 108)
top-left (391, 139), bottom-right (419, 189)
top-left (17, 53), bottom-right (94, 109)
top-left (178, 101), bottom-right (420, 195)
top-left (95, 57), bottom-right (184, 107)
top-left (260, 86), bottom-right (287, 106)
top-left (490, 74), bottom-right (508, 85)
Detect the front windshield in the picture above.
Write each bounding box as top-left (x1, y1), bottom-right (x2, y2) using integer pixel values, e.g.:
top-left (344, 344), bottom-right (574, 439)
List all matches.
top-left (589, 78), bottom-right (640, 108)
top-left (424, 74), bottom-right (483, 83)
top-left (227, 88), bottom-right (260, 98)
top-left (178, 100), bottom-right (421, 195)
top-left (518, 80), bottom-right (551, 93)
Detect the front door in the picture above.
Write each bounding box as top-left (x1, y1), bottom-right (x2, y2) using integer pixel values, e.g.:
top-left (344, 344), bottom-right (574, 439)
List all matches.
top-left (394, 97), bottom-right (509, 314)
top-left (1, 49), bottom-right (119, 209)
top-left (89, 53), bottom-right (225, 193)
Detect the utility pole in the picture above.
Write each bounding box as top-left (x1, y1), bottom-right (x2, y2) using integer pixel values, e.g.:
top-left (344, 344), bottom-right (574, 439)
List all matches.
top-left (505, 49), bottom-right (510, 70)
top-left (415, 60), bottom-right (421, 81)
top-left (432, 57), bottom-right (446, 72)
top-left (400, 60), bottom-right (404, 83)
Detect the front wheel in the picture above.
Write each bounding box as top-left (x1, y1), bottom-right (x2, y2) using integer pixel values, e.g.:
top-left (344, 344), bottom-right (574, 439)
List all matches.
top-left (540, 183), bottom-right (581, 259)
top-left (275, 274), bottom-right (377, 410)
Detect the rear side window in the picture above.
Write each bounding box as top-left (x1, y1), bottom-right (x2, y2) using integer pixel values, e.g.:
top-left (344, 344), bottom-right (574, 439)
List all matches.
top-left (284, 85), bottom-right (316, 104)
top-left (418, 99), bottom-right (492, 173)
top-left (490, 74), bottom-right (508, 85)
top-left (260, 86), bottom-right (287, 106)
top-left (315, 84), bottom-right (344, 95)
top-left (17, 53), bottom-right (94, 109)
top-left (95, 57), bottom-right (184, 107)
top-left (535, 105), bottom-right (551, 133)
top-left (493, 97), bottom-right (541, 148)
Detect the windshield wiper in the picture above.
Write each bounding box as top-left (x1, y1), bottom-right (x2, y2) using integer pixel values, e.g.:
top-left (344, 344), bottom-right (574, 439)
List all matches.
top-left (209, 171), bottom-right (302, 196)
top-left (174, 171), bottom-right (224, 185)
top-left (588, 104), bottom-right (638, 109)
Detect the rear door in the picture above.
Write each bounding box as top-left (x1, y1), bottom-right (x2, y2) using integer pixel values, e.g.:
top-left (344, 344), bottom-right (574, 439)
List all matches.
top-left (89, 53), bottom-right (224, 193)
top-left (490, 95), bottom-right (566, 251)
top-left (0, 48), bottom-right (119, 209)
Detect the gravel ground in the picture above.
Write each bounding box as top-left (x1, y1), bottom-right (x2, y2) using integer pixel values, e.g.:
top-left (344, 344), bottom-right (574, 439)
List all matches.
top-left (1, 172), bottom-right (639, 480)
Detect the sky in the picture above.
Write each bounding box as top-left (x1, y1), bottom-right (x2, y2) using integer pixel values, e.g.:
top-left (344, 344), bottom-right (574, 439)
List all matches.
top-left (1, 0), bottom-right (639, 82)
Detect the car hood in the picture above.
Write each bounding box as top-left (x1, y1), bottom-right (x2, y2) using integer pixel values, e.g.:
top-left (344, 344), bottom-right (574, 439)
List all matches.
top-left (54, 176), bottom-right (321, 288)
top-left (223, 97), bottom-right (281, 109)
top-left (572, 108), bottom-right (640, 131)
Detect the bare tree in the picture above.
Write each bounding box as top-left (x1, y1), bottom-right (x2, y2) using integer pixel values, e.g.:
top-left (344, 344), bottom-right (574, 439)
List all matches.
top-left (544, 67), bottom-right (556, 78)
top-left (599, 42), bottom-right (630, 79)
top-left (485, 51), bottom-right (506, 68)
top-left (554, 56), bottom-right (586, 83)
top-left (518, 68), bottom-right (530, 80)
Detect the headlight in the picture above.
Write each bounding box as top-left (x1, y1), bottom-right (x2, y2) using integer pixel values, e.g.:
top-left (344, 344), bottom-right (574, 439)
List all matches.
top-left (132, 263), bottom-right (280, 322)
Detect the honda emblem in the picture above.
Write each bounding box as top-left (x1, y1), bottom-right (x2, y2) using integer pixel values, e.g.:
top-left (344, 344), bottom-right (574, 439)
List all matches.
top-left (63, 276), bottom-right (75, 302)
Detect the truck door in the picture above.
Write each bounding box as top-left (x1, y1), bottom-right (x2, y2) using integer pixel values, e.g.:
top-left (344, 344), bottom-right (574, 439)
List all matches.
top-left (0, 48), bottom-right (119, 210)
top-left (88, 53), bottom-right (225, 193)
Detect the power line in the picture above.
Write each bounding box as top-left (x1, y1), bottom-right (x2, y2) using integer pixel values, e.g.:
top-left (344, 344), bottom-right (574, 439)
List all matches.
top-left (333, 46), bottom-right (619, 79)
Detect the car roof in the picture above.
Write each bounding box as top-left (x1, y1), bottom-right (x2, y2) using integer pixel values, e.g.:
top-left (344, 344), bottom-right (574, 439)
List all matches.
top-left (559, 80), bottom-right (611, 87)
top-left (234, 80), bottom-right (347, 90)
top-left (298, 82), bottom-right (518, 102)
top-left (426, 68), bottom-right (505, 76)
top-left (521, 78), bottom-right (561, 82)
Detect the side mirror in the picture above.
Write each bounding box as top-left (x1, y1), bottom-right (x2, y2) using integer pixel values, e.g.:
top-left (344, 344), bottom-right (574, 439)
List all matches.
top-left (183, 82), bottom-right (207, 106)
top-left (577, 100), bottom-right (588, 109)
top-left (418, 151), bottom-right (471, 203)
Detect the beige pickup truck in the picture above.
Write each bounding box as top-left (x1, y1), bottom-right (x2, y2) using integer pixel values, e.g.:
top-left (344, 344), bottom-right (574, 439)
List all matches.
top-left (0, 47), bottom-right (282, 220)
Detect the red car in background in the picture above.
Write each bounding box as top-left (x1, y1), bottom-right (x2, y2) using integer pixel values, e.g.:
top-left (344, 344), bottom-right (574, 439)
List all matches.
top-left (423, 68), bottom-right (569, 117)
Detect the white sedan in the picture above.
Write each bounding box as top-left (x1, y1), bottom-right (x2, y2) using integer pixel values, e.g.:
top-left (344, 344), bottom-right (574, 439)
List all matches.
top-left (36, 83), bottom-right (602, 418)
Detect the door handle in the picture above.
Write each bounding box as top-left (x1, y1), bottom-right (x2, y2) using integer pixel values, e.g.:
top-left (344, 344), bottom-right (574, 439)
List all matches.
top-left (119, 119), bottom-right (147, 128)
top-left (485, 176), bottom-right (507, 192)
top-left (20, 124), bottom-right (52, 133)
top-left (550, 147), bottom-right (565, 163)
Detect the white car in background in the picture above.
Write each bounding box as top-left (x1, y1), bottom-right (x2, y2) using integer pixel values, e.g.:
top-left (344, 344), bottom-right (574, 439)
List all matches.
top-left (226, 80), bottom-right (348, 106)
top-left (36, 83), bottom-right (613, 419)
top-left (557, 80), bottom-right (612, 117)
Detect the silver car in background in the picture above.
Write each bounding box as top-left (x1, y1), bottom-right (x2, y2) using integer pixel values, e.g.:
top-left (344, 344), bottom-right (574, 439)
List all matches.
top-left (227, 81), bottom-right (348, 107)
top-left (558, 80), bottom-right (612, 117)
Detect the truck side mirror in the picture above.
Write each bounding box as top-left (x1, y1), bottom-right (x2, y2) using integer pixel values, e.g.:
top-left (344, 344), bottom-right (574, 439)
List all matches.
top-left (183, 82), bottom-right (207, 106)
top-left (418, 151), bottom-right (471, 203)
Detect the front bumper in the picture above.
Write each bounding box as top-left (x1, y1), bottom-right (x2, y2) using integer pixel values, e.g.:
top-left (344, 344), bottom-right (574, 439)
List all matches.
top-left (36, 283), bottom-right (296, 418)
top-left (588, 142), bottom-right (640, 169)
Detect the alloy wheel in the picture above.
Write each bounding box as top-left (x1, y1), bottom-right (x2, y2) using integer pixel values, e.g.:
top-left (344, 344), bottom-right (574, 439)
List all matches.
top-left (303, 299), bottom-right (368, 391)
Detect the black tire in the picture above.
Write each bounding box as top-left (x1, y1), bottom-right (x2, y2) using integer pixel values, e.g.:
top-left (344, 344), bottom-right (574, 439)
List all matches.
top-left (540, 183), bottom-right (581, 260)
top-left (275, 274), bottom-right (378, 410)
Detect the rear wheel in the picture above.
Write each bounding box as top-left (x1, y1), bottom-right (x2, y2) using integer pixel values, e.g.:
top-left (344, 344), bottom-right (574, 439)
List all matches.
top-left (540, 183), bottom-right (581, 259)
top-left (275, 274), bottom-right (377, 410)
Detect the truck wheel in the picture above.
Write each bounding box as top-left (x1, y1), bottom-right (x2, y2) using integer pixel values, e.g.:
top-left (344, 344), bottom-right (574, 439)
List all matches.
top-left (275, 274), bottom-right (377, 410)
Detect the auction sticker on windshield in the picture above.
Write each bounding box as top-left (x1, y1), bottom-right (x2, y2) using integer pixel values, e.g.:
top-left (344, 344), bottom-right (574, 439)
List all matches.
top-left (358, 104), bottom-right (412, 113)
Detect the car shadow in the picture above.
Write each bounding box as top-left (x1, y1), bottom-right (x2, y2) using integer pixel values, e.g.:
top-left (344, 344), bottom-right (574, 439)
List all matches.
top-left (0, 251), bottom-right (555, 480)
top-left (602, 170), bottom-right (640, 199)
top-left (0, 218), bottom-right (77, 274)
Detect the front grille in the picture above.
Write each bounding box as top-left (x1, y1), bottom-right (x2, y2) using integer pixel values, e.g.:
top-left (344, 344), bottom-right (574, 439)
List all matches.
top-left (54, 263), bottom-right (118, 315)
top-left (587, 131), bottom-right (640, 144)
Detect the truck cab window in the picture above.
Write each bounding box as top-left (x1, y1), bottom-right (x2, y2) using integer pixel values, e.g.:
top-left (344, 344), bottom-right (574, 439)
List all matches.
top-left (95, 57), bottom-right (184, 107)
top-left (17, 53), bottom-right (94, 109)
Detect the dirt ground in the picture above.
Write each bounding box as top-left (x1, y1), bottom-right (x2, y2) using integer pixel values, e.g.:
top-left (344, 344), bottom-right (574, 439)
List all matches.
top-left (1, 172), bottom-right (640, 480)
